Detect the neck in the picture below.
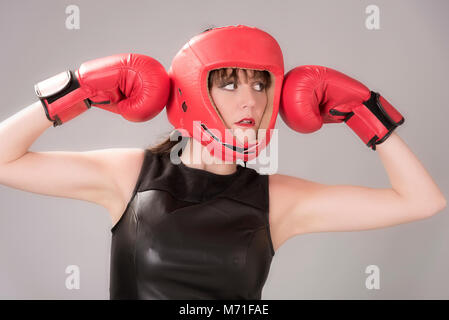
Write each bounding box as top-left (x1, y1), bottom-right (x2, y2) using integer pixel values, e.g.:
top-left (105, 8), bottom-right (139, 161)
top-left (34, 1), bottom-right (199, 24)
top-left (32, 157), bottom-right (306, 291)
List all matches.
top-left (179, 138), bottom-right (238, 175)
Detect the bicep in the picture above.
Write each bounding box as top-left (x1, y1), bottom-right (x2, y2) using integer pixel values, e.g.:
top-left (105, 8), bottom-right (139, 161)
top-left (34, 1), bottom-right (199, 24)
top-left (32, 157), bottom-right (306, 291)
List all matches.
top-left (274, 173), bottom-right (434, 236)
top-left (298, 184), bottom-right (418, 233)
top-left (0, 149), bottom-right (122, 209)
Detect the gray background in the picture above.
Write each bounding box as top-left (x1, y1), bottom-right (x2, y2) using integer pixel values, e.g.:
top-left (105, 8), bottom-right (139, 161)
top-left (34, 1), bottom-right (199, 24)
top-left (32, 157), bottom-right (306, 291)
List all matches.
top-left (0, 0), bottom-right (447, 299)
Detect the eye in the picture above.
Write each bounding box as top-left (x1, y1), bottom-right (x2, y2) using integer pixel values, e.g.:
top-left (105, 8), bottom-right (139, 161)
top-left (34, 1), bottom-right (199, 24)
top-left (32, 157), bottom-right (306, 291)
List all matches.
top-left (222, 82), bottom-right (236, 90)
top-left (254, 82), bottom-right (265, 91)
top-left (220, 81), bottom-right (265, 91)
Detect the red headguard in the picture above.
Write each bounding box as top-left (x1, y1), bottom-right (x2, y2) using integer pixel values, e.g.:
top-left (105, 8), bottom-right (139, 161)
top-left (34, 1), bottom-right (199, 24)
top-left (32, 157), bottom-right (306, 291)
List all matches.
top-left (166, 25), bottom-right (284, 162)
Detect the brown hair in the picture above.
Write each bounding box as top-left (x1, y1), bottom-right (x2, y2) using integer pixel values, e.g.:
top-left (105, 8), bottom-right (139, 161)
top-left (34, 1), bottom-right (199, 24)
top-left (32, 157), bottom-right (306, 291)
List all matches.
top-left (208, 68), bottom-right (272, 91)
top-left (147, 67), bottom-right (271, 155)
top-left (146, 132), bottom-right (176, 155)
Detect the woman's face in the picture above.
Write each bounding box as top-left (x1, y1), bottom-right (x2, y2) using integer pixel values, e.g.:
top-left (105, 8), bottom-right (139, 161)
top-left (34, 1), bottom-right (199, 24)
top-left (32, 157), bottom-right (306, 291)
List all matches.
top-left (209, 68), bottom-right (268, 144)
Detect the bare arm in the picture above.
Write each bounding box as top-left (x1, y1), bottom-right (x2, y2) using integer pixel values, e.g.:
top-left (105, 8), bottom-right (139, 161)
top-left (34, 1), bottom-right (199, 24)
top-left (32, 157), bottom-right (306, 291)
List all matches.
top-left (271, 132), bottom-right (446, 238)
top-left (0, 101), bottom-right (52, 164)
top-left (376, 132), bottom-right (446, 211)
top-left (0, 101), bottom-right (138, 214)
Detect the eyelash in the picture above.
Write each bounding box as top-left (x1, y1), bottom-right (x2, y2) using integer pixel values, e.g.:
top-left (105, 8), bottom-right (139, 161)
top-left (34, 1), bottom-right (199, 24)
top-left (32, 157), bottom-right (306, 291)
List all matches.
top-left (222, 82), bottom-right (265, 91)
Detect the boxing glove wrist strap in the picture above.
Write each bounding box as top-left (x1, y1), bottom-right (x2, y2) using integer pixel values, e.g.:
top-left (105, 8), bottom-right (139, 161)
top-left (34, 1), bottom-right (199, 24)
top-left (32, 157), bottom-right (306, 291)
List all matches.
top-left (330, 91), bottom-right (405, 151)
top-left (34, 70), bottom-right (91, 127)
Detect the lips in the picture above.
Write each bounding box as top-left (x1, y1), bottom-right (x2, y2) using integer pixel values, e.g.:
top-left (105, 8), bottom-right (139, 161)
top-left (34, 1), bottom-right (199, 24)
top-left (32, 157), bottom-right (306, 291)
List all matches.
top-left (235, 118), bottom-right (255, 127)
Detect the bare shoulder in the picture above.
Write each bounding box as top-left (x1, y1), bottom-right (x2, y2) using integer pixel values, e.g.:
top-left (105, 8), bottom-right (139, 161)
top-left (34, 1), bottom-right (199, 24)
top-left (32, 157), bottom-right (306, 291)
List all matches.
top-left (268, 173), bottom-right (322, 251)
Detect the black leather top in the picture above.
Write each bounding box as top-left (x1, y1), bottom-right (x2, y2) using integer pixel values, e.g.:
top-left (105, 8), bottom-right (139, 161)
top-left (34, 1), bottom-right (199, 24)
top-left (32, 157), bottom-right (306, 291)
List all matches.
top-left (109, 149), bottom-right (275, 299)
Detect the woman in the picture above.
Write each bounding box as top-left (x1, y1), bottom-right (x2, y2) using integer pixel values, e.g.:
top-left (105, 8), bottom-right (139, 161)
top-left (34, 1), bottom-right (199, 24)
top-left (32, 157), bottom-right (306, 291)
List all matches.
top-left (0, 25), bottom-right (445, 300)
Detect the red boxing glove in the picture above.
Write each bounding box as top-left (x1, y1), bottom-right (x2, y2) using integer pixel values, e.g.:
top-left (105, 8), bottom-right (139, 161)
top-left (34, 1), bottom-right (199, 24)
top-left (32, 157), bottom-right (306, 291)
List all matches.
top-left (34, 53), bottom-right (170, 126)
top-left (280, 65), bottom-right (404, 150)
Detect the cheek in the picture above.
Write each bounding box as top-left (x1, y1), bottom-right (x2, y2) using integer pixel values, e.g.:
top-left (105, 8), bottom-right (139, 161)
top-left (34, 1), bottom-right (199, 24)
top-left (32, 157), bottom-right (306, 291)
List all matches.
top-left (256, 94), bottom-right (268, 116)
top-left (210, 90), bottom-right (234, 124)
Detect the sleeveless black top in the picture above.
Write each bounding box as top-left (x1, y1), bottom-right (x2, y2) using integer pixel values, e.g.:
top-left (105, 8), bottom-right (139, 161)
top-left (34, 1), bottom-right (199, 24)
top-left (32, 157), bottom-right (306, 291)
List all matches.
top-left (109, 149), bottom-right (275, 300)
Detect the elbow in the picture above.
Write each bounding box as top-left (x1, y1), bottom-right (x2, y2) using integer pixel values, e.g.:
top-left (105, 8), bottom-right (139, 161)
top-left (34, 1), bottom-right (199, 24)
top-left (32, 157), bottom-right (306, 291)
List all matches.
top-left (405, 195), bottom-right (447, 218)
top-left (437, 196), bottom-right (447, 212)
top-left (425, 196), bottom-right (447, 217)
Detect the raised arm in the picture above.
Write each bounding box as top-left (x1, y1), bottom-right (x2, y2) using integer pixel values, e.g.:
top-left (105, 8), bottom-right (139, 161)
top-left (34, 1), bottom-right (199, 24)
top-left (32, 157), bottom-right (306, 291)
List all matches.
top-left (0, 100), bottom-right (127, 212)
top-left (0, 53), bottom-right (169, 219)
top-left (272, 65), bottom-right (446, 241)
top-left (270, 132), bottom-right (445, 240)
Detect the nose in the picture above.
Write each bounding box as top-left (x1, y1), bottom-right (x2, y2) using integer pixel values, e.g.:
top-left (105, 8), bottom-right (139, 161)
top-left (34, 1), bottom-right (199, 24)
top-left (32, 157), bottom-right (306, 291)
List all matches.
top-left (238, 85), bottom-right (257, 109)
